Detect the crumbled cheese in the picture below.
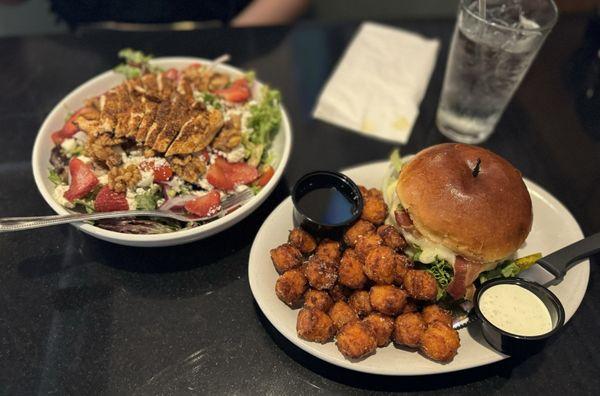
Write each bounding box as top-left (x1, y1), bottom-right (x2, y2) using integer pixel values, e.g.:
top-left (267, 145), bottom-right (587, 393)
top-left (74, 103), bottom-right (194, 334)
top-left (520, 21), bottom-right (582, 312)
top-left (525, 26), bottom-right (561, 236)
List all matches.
top-left (148, 157), bottom-right (168, 168)
top-left (197, 177), bottom-right (213, 191)
top-left (240, 109), bottom-right (253, 135)
top-left (122, 153), bottom-right (167, 171)
top-left (234, 184), bottom-right (249, 193)
top-left (166, 176), bottom-right (185, 193)
top-left (73, 131), bottom-right (88, 143)
top-left (78, 155), bottom-right (92, 164)
top-left (193, 90), bottom-right (204, 103)
top-left (98, 174), bottom-right (109, 185)
top-left (137, 169), bottom-right (154, 188)
top-left (53, 185), bottom-right (74, 208)
top-left (223, 145), bottom-right (246, 163)
top-left (122, 152), bottom-right (144, 166)
top-left (60, 138), bottom-right (77, 153)
top-left (156, 198), bottom-right (165, 207)
top-left (191, 190), bottom-right (209, 197)
top-left (126, 190), bottom-right (137, 210)
top-left (208, 152), bottom-right (217, 165)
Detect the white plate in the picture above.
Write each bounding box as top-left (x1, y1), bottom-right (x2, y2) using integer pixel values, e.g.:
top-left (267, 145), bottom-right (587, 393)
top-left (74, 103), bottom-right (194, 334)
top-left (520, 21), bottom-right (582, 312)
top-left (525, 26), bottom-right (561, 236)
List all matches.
top-left (32, 57), bottom-right (292, 247)
top-left (248, 160), bottom-right (590, 376)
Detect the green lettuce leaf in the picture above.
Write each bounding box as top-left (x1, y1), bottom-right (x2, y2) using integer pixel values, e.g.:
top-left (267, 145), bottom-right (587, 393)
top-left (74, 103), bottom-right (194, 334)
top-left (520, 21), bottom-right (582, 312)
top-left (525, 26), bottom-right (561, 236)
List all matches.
top-left (426, 258), bottom-right (454, 300)
top-left (194, 91), bottom-right (222, 109)
top-left (244, 70), bottom-right (256, 84)
top-left (73, 198), bottom-right (95, 214)
top-left (114, 48), bottom-right (161, 79)
top-left (48, 168), bottom-right (65, 185)
top-left (389, 148), bottom-right (403, 173)
top-left (479, 253), bottom-right (542, 283)
top-left (244, 87), bottom-right (282, 167)
top-left (135, 185), bottom-right (162, 210)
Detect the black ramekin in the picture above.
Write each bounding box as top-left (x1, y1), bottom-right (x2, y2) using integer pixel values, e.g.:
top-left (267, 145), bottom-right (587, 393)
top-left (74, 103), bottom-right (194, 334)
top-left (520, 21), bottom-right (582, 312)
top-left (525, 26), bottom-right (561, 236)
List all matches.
top-left (291, 171), bottom-right (363, 239)
top-left (474, 278), bottom-right (565, 356)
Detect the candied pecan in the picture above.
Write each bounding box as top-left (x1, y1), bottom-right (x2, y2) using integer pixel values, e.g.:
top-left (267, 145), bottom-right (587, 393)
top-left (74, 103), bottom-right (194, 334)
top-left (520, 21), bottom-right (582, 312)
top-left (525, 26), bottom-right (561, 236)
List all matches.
top-left (208, 73), bottom-right (230, 91)
top-left (86, 133), bottom-right (124, 167)
top-left (107, 164), bottom-right (141, 192)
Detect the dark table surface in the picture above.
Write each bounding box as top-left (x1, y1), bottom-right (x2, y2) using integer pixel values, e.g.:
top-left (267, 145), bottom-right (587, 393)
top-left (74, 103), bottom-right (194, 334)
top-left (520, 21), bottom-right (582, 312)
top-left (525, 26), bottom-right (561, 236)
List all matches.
top-left (1, 14), bottom-right (599, 395)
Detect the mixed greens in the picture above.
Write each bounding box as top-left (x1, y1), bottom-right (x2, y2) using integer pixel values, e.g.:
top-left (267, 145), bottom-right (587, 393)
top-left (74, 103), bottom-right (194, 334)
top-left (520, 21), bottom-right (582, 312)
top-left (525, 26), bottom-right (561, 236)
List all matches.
top-left (113, 48), bottom-right (162, 79)
top-left (244, 87), bottom-right (282, 168)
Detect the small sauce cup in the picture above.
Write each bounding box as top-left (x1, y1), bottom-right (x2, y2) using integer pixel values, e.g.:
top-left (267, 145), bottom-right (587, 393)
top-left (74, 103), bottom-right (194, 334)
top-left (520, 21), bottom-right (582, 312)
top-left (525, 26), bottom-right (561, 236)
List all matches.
top-left (291, 171), bottom-right (363, 239)
top-left (474, 278), bottom-right (565, 355)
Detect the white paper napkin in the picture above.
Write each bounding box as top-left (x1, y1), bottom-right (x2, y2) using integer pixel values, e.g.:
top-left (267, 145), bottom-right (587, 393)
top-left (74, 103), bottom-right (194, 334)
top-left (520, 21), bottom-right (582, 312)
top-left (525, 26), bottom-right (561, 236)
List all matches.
top-left (313, 22), bottom-right (440, 144)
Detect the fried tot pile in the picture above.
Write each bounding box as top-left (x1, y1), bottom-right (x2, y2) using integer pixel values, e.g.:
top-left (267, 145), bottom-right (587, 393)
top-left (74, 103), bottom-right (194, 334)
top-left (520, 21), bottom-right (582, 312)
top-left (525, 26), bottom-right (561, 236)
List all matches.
top-left (269, 185), bottom-right (460, 363)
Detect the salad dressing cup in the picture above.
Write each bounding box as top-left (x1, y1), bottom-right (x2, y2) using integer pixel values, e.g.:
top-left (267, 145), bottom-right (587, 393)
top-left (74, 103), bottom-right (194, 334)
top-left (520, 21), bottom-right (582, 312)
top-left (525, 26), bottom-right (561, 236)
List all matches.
top-left (291, 171), bottom-right (363, 239)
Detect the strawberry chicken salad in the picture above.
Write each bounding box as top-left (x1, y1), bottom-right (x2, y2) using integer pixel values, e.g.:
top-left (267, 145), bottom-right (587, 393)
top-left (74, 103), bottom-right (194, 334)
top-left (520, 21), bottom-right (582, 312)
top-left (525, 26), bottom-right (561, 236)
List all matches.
top-left (48, 50), bottom-right (282, 234)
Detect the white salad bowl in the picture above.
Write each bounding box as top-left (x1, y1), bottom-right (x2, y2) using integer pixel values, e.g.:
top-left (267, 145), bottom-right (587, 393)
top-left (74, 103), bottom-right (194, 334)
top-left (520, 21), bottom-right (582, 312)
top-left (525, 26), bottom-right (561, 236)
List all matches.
top-left (32, 57), bottom-right (292, 247)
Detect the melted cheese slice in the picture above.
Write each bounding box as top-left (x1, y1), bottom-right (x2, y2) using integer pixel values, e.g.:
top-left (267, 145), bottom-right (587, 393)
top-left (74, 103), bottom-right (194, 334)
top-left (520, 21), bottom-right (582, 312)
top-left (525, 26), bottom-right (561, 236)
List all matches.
top-left (401, 229), bottom-right (457, 265)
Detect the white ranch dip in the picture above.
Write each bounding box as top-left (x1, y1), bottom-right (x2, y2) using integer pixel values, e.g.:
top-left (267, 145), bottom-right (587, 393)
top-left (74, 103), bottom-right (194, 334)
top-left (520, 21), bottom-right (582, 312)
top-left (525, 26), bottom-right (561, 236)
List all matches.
top-left (479, 284), bottom-right (553, 336)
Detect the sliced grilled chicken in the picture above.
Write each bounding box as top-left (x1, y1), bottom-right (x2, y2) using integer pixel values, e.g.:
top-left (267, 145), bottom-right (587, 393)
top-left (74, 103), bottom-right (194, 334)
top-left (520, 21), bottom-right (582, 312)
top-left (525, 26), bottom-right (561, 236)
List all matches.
top-left (144, 98), bottom-right (172, 147)
top-left (73, 107), bottom-right (102, 136)
top-left (114, 85), bottom-right (134, 137)
top-left (152, 93), bottom-right (192, 153)
top-left (165, 108), bottom-right (224, 156)
top-left (75, 65), bottom-right (240, 165)
top-left (134, 97), bottom-right (159, 143)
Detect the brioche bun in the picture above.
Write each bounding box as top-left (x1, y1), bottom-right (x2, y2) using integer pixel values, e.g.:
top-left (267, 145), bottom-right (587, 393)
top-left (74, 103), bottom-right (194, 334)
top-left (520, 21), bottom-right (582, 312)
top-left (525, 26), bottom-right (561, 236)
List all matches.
top-left (396, 143), bottom-right (532, 263)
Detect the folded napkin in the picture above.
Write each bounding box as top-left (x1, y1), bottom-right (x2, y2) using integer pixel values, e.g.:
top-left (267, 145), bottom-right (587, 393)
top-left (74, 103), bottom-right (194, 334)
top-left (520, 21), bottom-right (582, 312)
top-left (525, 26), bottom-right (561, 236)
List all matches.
top-left (313, 22), bottom-right (440, 144)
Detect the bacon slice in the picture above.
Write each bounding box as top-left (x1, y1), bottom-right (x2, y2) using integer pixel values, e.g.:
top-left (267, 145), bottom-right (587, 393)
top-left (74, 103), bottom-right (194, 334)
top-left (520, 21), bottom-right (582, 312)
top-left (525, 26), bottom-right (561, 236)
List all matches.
top-left (394, 209), bottom-right (414, 230)
top-left (446, 256), bottom-right (485, 300)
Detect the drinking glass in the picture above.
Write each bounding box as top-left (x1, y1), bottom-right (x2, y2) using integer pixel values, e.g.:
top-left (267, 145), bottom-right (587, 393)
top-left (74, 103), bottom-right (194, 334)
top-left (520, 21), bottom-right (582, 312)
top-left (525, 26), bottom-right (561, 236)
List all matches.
top-left (436, 0), bottom-right (558, 144)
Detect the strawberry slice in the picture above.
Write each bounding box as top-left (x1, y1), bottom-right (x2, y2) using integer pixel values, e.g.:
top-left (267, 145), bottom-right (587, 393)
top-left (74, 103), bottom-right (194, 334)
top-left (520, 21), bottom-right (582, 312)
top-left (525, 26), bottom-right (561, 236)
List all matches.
top-left (64, 158), bottom-right (99, 202)
top-left (141, 160), bottom-right (173, 182)
top-left (51, 108), bottom-right (86, 145)
top-left (255, 166), bottom-right (274, 187)
top-left (215, 157), bottom-right (258, 184)
top-left (94, 186), bottom-right (129, 212)
top-left (184, 191), bottom-right (221, 217)
top-left (206, 160), bottom-right (233, 190)
top-left (214, 78), bottom-right (251, 103)
top-left (153, 164), bottom-right (173, 182)
top-left (207, 157), bottom-right (258, 190)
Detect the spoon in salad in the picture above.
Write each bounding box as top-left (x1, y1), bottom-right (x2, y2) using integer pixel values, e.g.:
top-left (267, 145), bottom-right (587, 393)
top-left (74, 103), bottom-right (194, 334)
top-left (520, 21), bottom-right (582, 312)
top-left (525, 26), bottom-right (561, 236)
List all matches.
top-left (0, 189), bottom-right (254, 233)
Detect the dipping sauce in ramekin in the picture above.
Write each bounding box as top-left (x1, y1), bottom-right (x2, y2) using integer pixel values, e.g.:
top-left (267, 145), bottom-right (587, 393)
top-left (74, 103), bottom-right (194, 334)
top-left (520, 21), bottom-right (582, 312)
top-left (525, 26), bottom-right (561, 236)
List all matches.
top-left (479, 283), bottom-right (553, 337)
top-left (474, 278), bottom-right (565, 355)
